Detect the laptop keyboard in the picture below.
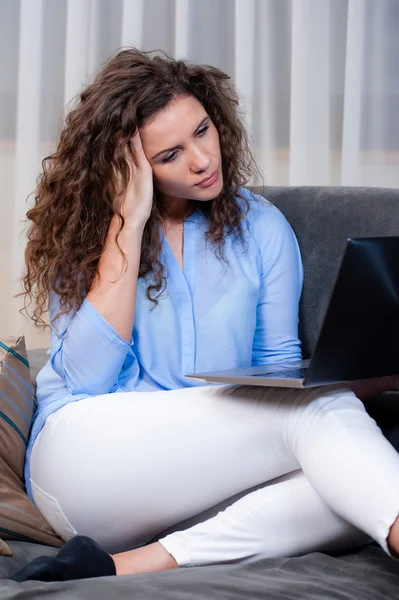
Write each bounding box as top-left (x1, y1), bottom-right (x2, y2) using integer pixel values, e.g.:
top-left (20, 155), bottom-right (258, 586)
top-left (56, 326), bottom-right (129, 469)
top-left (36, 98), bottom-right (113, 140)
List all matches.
top-left (251, 368), bottom-right (308, 380)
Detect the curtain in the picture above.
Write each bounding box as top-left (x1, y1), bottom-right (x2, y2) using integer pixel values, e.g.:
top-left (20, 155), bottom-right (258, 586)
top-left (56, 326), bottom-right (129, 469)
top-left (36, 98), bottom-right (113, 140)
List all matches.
top-left (0, 0), bottom-right (398, 348)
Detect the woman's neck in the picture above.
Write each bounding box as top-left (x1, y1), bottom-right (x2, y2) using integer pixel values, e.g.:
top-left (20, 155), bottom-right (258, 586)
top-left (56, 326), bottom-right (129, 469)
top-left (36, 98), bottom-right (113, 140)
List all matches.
top-left (160, 196), bottom-right (195, 224)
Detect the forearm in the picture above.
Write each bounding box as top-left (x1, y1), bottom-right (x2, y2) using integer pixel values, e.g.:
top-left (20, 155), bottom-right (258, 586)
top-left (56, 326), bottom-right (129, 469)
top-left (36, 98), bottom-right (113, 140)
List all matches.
top-left (86, 215), bottom-right (145, 342)
top-left (348, 375), bottom-right (399, 401)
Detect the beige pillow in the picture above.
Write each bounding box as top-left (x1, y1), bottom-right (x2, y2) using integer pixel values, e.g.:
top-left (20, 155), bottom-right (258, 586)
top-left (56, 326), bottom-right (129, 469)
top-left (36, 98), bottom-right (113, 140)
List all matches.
top-left (0, 335), bottom-right (63, 550)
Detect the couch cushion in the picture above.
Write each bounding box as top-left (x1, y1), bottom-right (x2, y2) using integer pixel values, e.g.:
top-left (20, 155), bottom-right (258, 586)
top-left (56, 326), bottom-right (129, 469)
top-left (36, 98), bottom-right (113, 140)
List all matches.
top-left (2, 544), bottom-right (399, 598)
top-left (0, 540), bottom-right (58, 579)
top-left (0, 335), bottom-right (63, 550)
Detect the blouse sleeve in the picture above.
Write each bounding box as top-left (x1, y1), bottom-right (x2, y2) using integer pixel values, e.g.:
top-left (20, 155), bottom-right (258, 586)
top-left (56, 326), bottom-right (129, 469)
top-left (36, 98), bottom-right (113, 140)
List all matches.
top-left (49, 292), bottom-right (132, 395)
top-left (250, 200), bottom-right (303, 365)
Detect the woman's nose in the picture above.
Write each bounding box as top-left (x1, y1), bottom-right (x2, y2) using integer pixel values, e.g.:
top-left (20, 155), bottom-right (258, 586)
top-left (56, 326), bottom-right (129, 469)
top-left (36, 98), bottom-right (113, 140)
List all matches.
top-left (190, 146), bottom-right (211, 173)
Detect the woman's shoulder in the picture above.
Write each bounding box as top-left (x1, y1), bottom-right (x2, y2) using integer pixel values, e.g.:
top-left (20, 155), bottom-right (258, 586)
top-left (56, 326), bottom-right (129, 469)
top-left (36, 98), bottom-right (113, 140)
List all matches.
top-left (236, 187), bottom-right (291, 236)
top-left (236, 187), bottom-right (301, 265)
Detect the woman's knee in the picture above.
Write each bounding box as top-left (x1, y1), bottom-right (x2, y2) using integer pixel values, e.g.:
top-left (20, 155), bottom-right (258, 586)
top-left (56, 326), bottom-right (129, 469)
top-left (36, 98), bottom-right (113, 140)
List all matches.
top-left (299, 385), bottom-right (366, 417)
top-left (286, 385), bottom-right (373, 452)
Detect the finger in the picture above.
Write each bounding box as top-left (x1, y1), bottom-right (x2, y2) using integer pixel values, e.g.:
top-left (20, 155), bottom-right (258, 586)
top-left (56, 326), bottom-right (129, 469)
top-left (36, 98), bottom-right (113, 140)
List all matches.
top-left (129, 130), bottom-right (147, 167)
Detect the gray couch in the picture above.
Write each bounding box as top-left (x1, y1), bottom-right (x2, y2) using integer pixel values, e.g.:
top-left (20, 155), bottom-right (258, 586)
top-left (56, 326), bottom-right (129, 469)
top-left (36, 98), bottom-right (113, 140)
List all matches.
top-left (2, 185), bottom-right (399, 599)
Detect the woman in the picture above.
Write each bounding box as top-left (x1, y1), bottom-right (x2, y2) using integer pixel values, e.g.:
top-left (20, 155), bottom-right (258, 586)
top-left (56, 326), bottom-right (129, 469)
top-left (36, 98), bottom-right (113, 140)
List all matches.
top-left (17, 48), bottom-right (399, 582)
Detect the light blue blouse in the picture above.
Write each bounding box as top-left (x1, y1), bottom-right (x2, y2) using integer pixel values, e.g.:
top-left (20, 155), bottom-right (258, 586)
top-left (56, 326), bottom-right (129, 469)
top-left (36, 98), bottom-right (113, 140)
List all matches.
top-left (24, 188), bottom-right (303, 500)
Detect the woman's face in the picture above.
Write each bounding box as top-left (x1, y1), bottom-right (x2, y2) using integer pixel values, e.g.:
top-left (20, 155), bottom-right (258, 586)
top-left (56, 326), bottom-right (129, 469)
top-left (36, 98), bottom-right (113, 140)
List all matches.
top-left (140, 95), bottom-right (224, 204)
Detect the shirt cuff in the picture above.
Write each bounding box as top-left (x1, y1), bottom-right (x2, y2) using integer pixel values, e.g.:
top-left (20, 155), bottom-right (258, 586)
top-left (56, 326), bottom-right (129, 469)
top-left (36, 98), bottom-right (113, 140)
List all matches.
top-left (79, 298), bottom-right (134, 348)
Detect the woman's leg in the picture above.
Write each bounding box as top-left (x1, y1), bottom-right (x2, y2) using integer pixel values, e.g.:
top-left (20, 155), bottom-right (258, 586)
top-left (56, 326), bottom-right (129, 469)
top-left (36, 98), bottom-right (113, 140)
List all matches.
top-left (112, 469), bottom-right (368, 575)
top-left (30, 384), bottom-right (300, 554)
top-left (30, 383), bottom-right (399, 566)
top-left (155, 469), bottom-right (369, 568)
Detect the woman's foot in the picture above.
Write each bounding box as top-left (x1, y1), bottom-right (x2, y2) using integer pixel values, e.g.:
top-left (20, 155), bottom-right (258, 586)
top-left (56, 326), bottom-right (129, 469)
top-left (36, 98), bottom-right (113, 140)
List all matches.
top-left (388, 516), bottom-right (399, 557)
top-left (112, 542), bottom-right (178, 576)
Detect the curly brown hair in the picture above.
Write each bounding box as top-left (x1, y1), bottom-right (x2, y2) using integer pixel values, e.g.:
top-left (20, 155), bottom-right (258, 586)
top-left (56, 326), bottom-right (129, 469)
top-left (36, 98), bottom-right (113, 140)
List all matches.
top-left (21, 47), bottom-right (262, 329)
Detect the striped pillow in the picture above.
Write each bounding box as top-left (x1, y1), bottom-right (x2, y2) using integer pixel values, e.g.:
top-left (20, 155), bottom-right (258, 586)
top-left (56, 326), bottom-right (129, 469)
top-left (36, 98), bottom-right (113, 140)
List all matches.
top-left (0, 335), bottom-right (63, 552)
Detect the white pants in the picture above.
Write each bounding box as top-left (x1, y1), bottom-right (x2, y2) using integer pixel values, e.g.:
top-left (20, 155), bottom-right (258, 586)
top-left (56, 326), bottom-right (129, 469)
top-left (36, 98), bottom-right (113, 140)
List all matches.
top-left (30, 384), bottom-right (399, 565)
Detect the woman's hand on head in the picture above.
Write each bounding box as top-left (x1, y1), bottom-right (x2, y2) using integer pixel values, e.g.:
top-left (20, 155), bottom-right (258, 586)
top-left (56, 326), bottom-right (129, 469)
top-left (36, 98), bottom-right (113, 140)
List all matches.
top-left (114, 130), bottom-right (154, 228)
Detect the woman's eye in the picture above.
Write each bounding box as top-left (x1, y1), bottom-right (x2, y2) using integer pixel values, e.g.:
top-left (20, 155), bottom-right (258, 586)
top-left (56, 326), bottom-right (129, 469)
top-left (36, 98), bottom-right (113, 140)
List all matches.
top-left (197, 125), bottom-right (209, 137)
top-left (160, 125), bottom-right (209, 164)
top-left (162, 152), bottom-right (178, 164)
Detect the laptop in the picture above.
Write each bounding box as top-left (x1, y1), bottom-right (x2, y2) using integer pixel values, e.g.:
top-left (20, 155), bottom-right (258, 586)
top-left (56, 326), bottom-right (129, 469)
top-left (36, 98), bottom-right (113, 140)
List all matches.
top-left (186, 237), bottom-right (399, 389)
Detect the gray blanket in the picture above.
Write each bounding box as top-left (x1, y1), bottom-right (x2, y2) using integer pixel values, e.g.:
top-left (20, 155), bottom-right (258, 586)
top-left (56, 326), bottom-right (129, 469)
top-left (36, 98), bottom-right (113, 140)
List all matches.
top-left (1, 544), bottom-right (399, 598)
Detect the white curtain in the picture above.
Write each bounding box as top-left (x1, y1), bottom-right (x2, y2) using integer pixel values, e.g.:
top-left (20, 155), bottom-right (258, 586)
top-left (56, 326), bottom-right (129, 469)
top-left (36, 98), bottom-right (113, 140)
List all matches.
top-left (1, 0), bottom-right (398, 348)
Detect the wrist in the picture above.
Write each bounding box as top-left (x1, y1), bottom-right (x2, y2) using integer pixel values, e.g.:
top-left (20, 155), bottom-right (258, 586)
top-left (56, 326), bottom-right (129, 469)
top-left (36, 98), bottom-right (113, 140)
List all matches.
top-left (124, 217), bottom-right (148, 233)
top-left (391, 374), bottom-right (399, 391)
top-left (111, 213), bottom-right (147, 234)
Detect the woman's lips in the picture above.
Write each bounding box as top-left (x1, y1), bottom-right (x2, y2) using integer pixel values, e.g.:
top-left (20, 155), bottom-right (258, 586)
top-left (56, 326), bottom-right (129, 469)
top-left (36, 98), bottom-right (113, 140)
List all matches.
top-left (196, 169), bottom-right (219, 187)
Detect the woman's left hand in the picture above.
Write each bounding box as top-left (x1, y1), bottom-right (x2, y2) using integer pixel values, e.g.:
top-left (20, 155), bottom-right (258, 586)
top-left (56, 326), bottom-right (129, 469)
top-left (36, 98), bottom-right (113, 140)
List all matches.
top-left (348, 374), bottom-right (399, 401)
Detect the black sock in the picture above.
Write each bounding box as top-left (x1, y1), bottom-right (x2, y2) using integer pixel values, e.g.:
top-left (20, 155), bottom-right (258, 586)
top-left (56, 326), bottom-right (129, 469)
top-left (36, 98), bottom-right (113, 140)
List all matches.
top-left (10, 535), bottom-right (116, 582)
